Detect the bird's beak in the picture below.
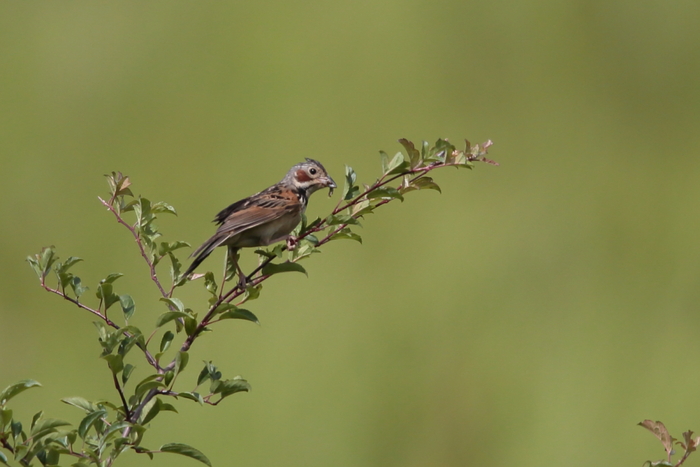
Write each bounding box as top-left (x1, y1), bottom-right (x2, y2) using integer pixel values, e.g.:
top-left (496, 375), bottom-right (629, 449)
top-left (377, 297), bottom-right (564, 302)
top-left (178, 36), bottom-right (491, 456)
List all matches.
top-left (324, 176), bottom-right (337, 196)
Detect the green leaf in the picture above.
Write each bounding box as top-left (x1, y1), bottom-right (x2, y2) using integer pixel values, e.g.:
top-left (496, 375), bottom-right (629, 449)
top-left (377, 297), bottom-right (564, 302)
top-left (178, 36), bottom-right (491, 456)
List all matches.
top-left (105, 294), bottom-right (120, 311)
top-left (100, 421), bottom-right (130, 446)
top-left (40, 246), bottom-right (58, 279)
top-left (10, 420), bottom-right (22, 440)
top-left (13, 444), bottom-right (27, 462)
top-left (0, 409), bottom-right (12, 429)
top-left (175, 351), bottom-right (189, 374)
top-left (30, 411), bottom-right (43, 430)
top-left (169, 252), bottom-right (183, 285)
top-left (211, 303), bottom-right (243, 317)
top-left (410, 176), bottom-right (441, 193)
top-left (0, 379), bottom-right (41, 405)
top-left (350, 199), bottom-right (374, 217)
top-left (100, 273), bottom-right (124, 284)
top-left (241, 284), bottom-right (262, 303)
top-left (78, 410), bottom-right (107, 439)
top-left (160, 443), bottom-right (212, 467)
top-left (184, 316), bottom-right (198, 337)
top-left (43, 447), bottom-right (60, 466)
top-left (119, 326), bottom-right (146, 356)
top-left (366, 186), bottom-right (404, 201)
top-left (398, 138), bottom-right (422, 169)
top-left (261, 261), bottom-right (307, 277)
top-left (56, 256), bottom-right (83, 274)
top-left (177, 392), bottom-right (204, 405)
top-left (69, 276), bottom-right (88, 298)
top-left (132, 446), bottom-right (154, 460)
top-left (96, 283), bottom-right (119, 311)
top-left (26, 255), bottom-right (42, 280)
top-left (254, 244), bottom-right (286, 260)
top-left (330, 229), bottom-right (363, 243)
top-left (134, 374), bottom-right (162, 388)
top-left (326, 214), bottom-right (361, 226)
top-left (134, 381), bottom-right (166, 400)
top-left (152, 201), bottom-right (178, 216)
top-left (214, 377), bottom-right (251, 398)
top-left (197, 361), bottom-right (221, 386)
top-left (421, 140), bottom-right (430, 159)
top-left (133, 197), bottom-right (151, 228)
top-left (155, 311), bottom-right (191, 328)
top-left (160, 297), bottom-right (185, 313)
top-left (203, 272), bottom-right (218, 296)
top-left (341, 165), bottom-right (359, 201)
top-left (160, 331), bottom-right (175, 353)
top-left (30, 418), bottom-right (71, 440)
top-left (141, 398), bottom-right (160, 425)
top-left (218, 308), bottom-right (260, 325)
top-left (379, 150), bottom-right (390, 174)
top-left (160, 402), bottom-right (178, 413)
top-left (120, 294), bottom-right (135, 321)
top-left (158, 240), bottom-right (190, 256)
top-left (118, 334), bottom-right (140, 356)
top-left (304, 233), bottom-right (319, 245)
top-left (61, 397), bottom-right (94, 413)
top-left (289, 242), bottom-right (320, 262)
top-left (141, 398), bottom-right (176, 425)
top-left (102, 354), bottom-right (124, 375)
top-left (386, 152), bottom-right (409, 174)
top-left (93, 321), bottom-right (108, 341)
top-left (57, 270), bottom-right (74, 290)
top-left (122, 364), bottom-right (136, 386)
top-left (0, 450), bottom-right (8, 466)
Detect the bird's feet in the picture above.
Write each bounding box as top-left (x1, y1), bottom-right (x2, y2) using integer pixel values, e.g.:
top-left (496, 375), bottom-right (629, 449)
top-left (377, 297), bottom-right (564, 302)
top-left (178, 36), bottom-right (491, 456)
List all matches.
top-left (236, 270), bottom-right (248, 290)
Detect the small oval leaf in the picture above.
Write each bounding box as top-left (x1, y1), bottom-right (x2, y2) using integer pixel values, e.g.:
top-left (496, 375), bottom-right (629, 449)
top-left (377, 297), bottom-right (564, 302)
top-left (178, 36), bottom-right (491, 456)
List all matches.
top-left (160, 443), bottom-right (212, 467)
top-left (261, 262), bottom-right (307, 277)
top-left (0, 380), bottom-right (41, 405)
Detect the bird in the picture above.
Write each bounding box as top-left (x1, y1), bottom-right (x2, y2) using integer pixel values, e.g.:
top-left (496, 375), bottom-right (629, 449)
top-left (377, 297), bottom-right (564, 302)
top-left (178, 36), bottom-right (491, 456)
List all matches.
top-left (183, 158), bottom-right (336, 286)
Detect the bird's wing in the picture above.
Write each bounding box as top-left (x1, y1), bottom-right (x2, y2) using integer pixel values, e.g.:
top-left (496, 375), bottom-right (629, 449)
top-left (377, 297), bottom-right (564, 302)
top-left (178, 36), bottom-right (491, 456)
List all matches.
top-left (215, 186), bottom-right (302, 237)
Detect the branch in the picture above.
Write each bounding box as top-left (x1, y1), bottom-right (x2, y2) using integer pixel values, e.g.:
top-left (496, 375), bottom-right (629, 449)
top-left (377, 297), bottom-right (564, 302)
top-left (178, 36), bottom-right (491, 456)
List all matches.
top-left (42, 283), bottom-right (117, 328)
top-left (112, 372), bottom-right (131, 419)
top-left (42, 283), bottom-right (160, 370)
top-left (128, 388), bottom-right (159, 424)
top-left (98, 196), bottom-right (169, 298)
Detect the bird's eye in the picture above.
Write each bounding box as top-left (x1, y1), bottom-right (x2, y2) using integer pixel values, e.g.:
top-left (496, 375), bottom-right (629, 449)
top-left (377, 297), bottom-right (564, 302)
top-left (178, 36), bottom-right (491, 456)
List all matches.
top-left (309, 168), bottom-right (317, 175)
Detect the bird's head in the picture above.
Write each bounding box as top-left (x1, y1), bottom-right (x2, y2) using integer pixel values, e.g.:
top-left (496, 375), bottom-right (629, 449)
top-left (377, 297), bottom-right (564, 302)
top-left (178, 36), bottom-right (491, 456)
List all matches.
top-left (285, 158), bottom-right (336, 196)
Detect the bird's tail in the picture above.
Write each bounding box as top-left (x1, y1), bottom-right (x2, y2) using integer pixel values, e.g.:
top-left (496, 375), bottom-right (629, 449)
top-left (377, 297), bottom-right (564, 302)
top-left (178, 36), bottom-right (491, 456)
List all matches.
top-left (182, 234), bottom-right (229, 279)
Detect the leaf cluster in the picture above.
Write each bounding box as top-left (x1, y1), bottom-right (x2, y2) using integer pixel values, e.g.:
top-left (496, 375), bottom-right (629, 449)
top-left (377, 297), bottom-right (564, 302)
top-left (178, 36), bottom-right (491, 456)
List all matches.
top-left (639, 420), bottom-right (700, 467)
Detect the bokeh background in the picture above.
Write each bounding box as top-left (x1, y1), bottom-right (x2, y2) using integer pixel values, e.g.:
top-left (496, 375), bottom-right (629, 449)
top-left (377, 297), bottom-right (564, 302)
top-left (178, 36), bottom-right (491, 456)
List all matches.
top-left (2, 2), bottom-right (700, 466)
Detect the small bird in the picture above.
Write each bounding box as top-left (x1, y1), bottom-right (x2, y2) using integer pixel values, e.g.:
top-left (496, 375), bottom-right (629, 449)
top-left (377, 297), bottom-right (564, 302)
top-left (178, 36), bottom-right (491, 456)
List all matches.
top-left (183, 158), bottom-right (336, 286)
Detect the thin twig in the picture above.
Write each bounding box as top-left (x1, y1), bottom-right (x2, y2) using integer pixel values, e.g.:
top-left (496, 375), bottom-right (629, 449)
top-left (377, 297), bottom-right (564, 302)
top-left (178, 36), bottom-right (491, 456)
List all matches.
top-left (42, 284), bottom-right (160, 369)
top-left (0, 437), bottom-right (14, 455)
top-left (112, 372), bottom-right (131, 419)
top-left (98, 196), bottom-right (168, 298)
top-left (42, 284), bottom-right (117, 328)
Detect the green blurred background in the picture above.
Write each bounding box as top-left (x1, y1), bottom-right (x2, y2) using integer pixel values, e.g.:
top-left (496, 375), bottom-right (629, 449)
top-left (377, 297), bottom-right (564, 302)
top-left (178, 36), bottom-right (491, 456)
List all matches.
top-left (2, 1), bottom-right (700, 466)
